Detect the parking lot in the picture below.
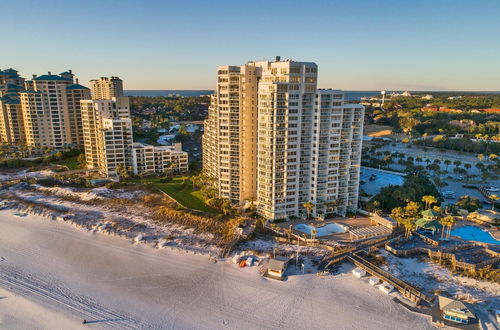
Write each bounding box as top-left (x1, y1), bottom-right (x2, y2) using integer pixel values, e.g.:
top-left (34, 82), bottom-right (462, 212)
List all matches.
top-left (360, 167), bottom-right (405, 196)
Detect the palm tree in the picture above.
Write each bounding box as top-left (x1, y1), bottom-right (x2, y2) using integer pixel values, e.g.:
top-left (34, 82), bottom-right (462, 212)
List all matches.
top-left (446, 216), bottom-right (456, 239)
top-left (285, 227), bottom-right (293, 243)
top-left (402, 218), bottom-right (416, 238)
top-left (422, 195), bottom-right (437, 209)
top-left (439, 216), bottom-right (448, 240)
top-left (444, 159), bottom-right (451, 172)
top-left (324, 199), bottom-right (341, 216)
top-left (489, 194), bottom-right (499, 210)
top-left (453, 160), bottom-right (462, 169)
top-left (303, 202), bottom-right (314, 219)
top-left (311, 228), bottom-right (318, 240)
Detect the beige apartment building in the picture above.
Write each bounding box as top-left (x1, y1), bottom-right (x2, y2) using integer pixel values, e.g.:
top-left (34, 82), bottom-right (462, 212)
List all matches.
top-left (132, 142), bottom-right (188, 175)
top-left (19, 71), bottom-right (90, 148)
top-left (0, 69), bottom-right (26, 144)
top-left (203, 58), bottom-right (364, 220)
top-left (81, 97), bottom-right (132, 176)
top-left (90, 77), bottom-right (124, 99)
top-left (81, 95), bottom-right (188, 177)
top-left (0, 97), bottom-right (24, 144)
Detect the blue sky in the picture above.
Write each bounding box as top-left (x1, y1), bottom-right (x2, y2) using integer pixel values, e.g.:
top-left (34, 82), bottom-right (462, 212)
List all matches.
top-left (2, 0), bottom-right (500, 90)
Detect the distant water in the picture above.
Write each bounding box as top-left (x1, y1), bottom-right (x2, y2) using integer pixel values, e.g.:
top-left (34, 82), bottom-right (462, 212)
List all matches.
top-left (124, 90), bottom-right (383, 100)
top-left (124, 90), bottom-right (500, 100)
top-left (125, 90), bottom-right (214, 97)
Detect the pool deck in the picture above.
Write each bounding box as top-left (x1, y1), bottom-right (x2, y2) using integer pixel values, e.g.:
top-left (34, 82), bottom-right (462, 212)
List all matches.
top-left (274, 216), bottom-right (378, 242)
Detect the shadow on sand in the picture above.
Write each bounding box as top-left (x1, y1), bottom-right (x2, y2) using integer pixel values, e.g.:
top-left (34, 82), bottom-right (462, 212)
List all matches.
top-left (83, 318), bottom-right (126, 325)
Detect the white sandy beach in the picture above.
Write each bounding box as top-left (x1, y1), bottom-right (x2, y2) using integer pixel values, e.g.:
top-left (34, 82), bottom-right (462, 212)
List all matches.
top-left (0, 209), bottom-right (435, 329)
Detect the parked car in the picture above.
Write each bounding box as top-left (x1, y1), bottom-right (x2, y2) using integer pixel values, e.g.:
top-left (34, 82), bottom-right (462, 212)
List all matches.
top-left (484, 186), bottom-right (499, 192)
top-left (443, 191), bottom-right (455, 199)
top-left (369, 174), bottom-right (377, 181)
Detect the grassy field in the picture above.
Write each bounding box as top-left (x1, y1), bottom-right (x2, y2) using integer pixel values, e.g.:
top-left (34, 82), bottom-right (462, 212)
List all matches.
top-left (134, 176), bottom-right (220, 214)
top-left (53, 156), bottom-right (80, 170)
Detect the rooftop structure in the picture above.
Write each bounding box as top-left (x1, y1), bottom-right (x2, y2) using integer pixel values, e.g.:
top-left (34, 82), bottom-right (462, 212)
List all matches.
top-left (90, 76), bottom-right (124, 99)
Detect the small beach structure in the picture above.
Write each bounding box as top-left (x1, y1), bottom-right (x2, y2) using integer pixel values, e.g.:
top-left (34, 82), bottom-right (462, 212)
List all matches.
top-left (368, 277), bottom-right (380, 286)
top-left (436, 296), bottom-right (476, 325)
top-left (265, 256), bottom-right (289, 280)
top-left (378, 282), bottom-right (393, 294)
top-left (415, 209), bottom-right (442, 235)
top-left (352, 268), bottom-right (366, 278)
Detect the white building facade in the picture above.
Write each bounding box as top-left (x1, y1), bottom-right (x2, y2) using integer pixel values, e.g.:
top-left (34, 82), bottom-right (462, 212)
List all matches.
top-left (203, 58), bottom-right (364, 221)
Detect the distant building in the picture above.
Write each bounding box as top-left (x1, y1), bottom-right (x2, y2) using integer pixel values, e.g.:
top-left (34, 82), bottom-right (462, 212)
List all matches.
top-left (90, 76), bottom-right (124, 99)
top-left (81, 97), bottom-right (133, 176)
top-left (19, 71), bottom-right (90, 148)
top-left (0, 96), bottom-right (24, 144)
top-left (421, 106), bottom-right (461, 113)
top-left (449, 119), bottom-right (476, 130)
top-left (478, 108), bottom-right (500, 113)
top-left (132, 142), bottom-right (188, 175)
top-left (467, 209), bottom-right (500, 225)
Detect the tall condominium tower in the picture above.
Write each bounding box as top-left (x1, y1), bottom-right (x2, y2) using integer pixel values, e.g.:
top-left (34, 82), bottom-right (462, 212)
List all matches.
top-left (0, 69), bottom-right (26, 144)
top-left (81, 97), bottom-right (132, 176)
top-left (19, 71), bottom-right (90, 148)
top-left (0, 96), bottom-right (24, 144)
top-left (203, 58), bottom-right (364, 221)
top-left (0, 68), bottom-right (25, 88)
top-left (90, 77), bottom-right (124, 99)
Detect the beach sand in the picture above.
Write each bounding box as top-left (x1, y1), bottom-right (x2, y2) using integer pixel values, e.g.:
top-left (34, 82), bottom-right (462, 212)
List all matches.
top-left (0, 209), bottom-right (434, 329)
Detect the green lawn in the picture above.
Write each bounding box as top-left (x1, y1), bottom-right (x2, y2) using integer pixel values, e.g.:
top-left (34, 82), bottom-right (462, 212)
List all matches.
top-left (134, 176), bottom-right (220, 214)
top-left (53, 155), bottom-right (80, 170)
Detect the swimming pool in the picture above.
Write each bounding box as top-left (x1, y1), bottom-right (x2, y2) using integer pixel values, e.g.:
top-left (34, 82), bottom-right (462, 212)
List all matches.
top-left (294, 223), bottom-right (347, 237)
top-left (451, 226), bottom-right (500, 245)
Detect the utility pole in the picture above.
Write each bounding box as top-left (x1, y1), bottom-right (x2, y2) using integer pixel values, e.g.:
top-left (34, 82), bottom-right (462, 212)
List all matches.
top-left (296, 239), bottom-right (299, 268)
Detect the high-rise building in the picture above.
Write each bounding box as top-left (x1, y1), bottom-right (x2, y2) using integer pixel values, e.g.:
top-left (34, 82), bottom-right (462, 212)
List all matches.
top-left (0, 69), bottom-right (26, 145)
top-left (90, 77), bottom-right (124, 99)
top-left (0, 68), bottom-right (25, 88)
top-left (81, 95), bottom-right (188, 177)
top-left (0, 96), bottom-right (25, 144)
top-left (80, 97), bottom-right (132, 176)
top-left (19, 71), bottom-right (90, 148)
top-left (203, 58), bottom-right (364, 221)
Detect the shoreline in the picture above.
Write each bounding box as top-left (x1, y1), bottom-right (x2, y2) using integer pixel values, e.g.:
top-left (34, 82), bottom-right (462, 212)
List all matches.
top-left (0, 209), bottom-right (435, 329)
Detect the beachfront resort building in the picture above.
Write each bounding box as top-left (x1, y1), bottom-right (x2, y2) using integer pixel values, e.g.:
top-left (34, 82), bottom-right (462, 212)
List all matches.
top-left (132, 142), bottom-right (188, 175)
top-left (81, 97), bottom-right (133, 176)
top-left (81, 95), bottom-right (188, 177)
top-left (90, 77), bottom-right (124, 99)
top-left (203, 58), bottom-right (364, 220)
top-left (18, 71), bottom-right (90, 148)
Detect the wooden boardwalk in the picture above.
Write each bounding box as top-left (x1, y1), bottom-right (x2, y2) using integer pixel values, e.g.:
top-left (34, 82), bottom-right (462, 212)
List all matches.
top-left (348, 253), bottom-right (432, 306)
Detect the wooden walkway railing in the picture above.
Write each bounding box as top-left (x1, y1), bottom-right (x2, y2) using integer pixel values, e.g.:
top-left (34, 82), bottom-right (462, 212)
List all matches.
top-left (348, 253), bottom-right (432, 306)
